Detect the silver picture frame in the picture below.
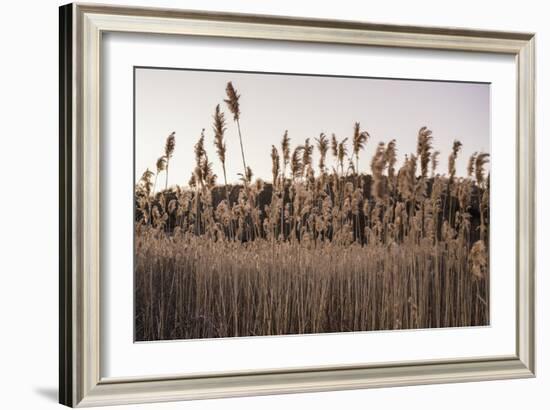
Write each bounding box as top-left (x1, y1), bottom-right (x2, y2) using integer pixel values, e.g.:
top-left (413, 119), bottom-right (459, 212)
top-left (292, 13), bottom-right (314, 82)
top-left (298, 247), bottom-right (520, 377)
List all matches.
top-left (59, 3), bottom-right (535, 407)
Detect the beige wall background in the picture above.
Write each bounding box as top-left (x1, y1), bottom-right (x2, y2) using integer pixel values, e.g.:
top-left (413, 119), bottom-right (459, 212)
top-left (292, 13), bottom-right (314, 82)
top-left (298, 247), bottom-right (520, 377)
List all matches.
top-left (0, 0), bottom-right (546, 409)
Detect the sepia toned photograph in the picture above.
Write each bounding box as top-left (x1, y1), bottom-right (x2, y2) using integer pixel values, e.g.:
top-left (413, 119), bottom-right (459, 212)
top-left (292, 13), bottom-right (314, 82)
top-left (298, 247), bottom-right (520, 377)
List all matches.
top-left (134, 67), bottom-right (490, 342)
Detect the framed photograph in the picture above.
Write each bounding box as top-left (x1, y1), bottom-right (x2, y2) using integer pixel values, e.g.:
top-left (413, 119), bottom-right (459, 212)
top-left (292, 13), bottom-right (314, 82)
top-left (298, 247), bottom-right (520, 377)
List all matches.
top-left (59, 3), bottom-right (535, 407)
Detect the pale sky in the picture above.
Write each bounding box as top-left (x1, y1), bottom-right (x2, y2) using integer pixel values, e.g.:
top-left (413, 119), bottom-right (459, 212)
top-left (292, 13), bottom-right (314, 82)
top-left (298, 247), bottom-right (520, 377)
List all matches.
top-left (135, 67), bottom-right (490, 186)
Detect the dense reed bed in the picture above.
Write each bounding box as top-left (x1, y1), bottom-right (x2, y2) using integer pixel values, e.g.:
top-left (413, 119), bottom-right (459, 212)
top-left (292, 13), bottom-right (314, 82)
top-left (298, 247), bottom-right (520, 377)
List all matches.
top-left (135, 82), bottom-right (490, 341)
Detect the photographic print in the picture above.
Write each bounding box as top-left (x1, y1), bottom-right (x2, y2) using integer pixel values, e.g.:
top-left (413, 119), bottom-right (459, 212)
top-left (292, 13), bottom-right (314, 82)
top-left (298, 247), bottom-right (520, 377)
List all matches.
top-left (134, 67), bottom-right (490, 342)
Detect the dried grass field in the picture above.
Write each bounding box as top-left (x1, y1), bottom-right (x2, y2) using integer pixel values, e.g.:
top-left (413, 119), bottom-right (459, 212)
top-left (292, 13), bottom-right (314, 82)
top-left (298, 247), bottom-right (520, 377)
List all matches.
top-left (134, 82), bottom-right (490, 341)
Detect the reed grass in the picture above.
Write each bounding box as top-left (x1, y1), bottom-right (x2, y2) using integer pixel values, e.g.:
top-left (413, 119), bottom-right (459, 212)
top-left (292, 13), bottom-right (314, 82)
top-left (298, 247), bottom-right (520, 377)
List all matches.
top-left (134, 81), bottom-right (490, 341)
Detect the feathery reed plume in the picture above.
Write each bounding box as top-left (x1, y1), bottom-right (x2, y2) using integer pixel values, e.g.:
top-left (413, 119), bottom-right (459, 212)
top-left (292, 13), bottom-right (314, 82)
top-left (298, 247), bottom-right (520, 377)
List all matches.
top-left (474, 152), bottom-right (490, 186)
top-left (397, 154), bottom-right (416, 202)
top-left (467, 152), bottom-right (477, 178)
top-left (139, 168), bottom-right (155, 197)
top-left (245, 166), bottom-right (253, 184)
top-left (213, 105), bottom-right (227, 164)
top-left (224, 81), bottom-right (240, 121)
top-left (213, 104), bottom-right (229, 200)
top-left (352, 122), bottom-right (369, 174)
top-left (193, 129), bottom-right (206, 187)
top-left (156, 156), bottom-right (167, 173)
top-left (315, 133), bottom-right (329, 174)
top-left (371, 142), bottom-right (388, 202)
top-left (291, 146), bottom-right (304, 180)
top-left (447, 139), bottom-right (462, 184)
top-left (203, 158), bottom-right (217, 190)
top-left (281, 130), bottom-right (290, 175)
top-left (195, 129), bottom-right (206, 160)
top-left (302, 138), bottom-right (314, 173)
top-left (271, 145), bottom-right (280, 188)
top-left (431, 150), bottom-right (440, 178)
top-left (191, 129), bottom-right (210, 235)
top-left (385, 139), bottom-right (397, 186)
top-left (153, 156), bottom-right (167, 195)
top-left (224, 82), bottom-right (247, 175)
top-left (331, 133), bottom-right (338, 158)
top-left (337, 137), bottom-right (348, 176)
top-left (416, 126), bottom-right (433, 179)
top-left (164, 131), bottom-right (176, 190)
top-left (279, 130), bottom-right (291, 238)
top-left (445, 139), bottom-right (463, 228)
